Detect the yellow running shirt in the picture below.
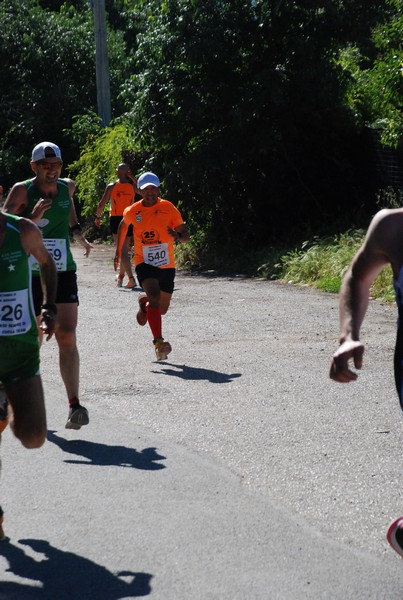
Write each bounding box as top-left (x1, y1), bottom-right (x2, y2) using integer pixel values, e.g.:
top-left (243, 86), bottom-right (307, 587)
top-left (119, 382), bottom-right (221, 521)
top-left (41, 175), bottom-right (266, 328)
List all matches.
top-left (123, 198), bottom-right (184, 268)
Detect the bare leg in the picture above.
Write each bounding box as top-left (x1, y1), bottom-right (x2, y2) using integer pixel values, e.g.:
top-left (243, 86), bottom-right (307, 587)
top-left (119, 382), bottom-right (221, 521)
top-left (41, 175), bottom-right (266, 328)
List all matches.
top-left (141, 278), bottom-right (161, 310)
top-left (159, 291), bottom-right (172, 315)
top-left (5, 375), bottom-right (47, 448)
top-left (121, 240), bottom-right (134, 279)
top-left (141, 281), bottom-right (172, 312)
top-left (39, 303), bottom-right (88, 429)
top-left (54, 303), bottom-right (79, 401)
top-left (113, 233), bottom-right (134, 280)
top-left (1, 376), bottom-right (47, 540)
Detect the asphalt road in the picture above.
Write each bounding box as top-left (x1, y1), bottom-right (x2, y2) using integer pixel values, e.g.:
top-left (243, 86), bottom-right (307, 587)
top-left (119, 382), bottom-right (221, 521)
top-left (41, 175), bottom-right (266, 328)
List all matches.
top-left (1, 242), bottom-right (403, 599)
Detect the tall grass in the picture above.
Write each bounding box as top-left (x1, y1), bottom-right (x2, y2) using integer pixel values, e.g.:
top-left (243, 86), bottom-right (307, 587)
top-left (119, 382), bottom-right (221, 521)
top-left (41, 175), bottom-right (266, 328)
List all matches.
top-left (175, 226), bottom-right (395, 303)
top-left (274, 229), bottom-right (395, 302)
top-left (275, 231), bottom-right (364, 292)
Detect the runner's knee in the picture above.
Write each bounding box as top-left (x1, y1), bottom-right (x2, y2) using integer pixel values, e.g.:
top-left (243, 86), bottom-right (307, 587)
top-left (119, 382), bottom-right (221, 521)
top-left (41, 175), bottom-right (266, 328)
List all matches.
top-left (13, 423), bottom-right (46, 449)
top-left (55, 328), bottom-right (76, 349)
top-left (21, 432), bottom-right (46, 449)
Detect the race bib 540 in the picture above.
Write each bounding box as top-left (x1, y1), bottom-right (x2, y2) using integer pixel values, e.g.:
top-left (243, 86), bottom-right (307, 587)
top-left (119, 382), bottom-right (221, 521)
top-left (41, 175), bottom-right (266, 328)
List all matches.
top-left (142, 243), bottom-right (169, 267)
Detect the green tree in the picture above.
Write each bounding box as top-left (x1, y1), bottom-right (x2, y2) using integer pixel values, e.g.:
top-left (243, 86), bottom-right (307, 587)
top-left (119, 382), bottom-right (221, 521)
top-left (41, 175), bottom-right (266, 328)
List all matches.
top-left (69, 122), bottom-right (144, 221)
top-left (0, 0), bottom-right (133, 188)
top-left (0, 1), bottom-right (95, 184)
top-left (338, 0), bottom-right (403, 147)
top-left (117, 0), bottom-right (388, 245)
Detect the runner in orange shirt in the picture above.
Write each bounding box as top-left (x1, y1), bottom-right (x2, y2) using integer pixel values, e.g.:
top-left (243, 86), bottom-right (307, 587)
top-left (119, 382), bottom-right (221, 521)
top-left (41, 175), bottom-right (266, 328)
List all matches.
top-left (114, 172), bottom-right (189, 360)
top-left (95, 163), bottom-right (137, 288)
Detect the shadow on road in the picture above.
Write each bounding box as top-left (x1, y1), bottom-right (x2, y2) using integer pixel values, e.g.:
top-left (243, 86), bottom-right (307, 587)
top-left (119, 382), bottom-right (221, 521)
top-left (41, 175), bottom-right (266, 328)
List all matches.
top-left (152, 362), bottom-right (242, 383)
top-left (118, 285), bottom-right (143, 292)
top-left (47, 431), bottom-right (166, 470)
top-left (0, 538), bottom-right (152, 599)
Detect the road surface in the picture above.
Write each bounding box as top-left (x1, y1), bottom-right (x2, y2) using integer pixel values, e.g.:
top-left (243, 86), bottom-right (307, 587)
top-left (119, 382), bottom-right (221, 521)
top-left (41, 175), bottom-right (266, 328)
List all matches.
top-left (1, 242), bottom-right (403, 599)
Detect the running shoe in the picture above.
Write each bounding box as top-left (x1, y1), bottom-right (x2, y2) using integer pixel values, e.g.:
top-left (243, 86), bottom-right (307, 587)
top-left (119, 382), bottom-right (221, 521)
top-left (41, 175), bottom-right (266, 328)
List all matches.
top-left (65, 404), bottom-right (89, 430)
top-left (125, 277), bottom-right (136, 289)
top-left (0, 387), bottom-right (8, 434)
top-left (136, 295), bottom-right (148, 326)
top-left (154, 338), bottom-right (172, 361)
top-left (387, 517), bottom-right (403, 558)
top-left (116, 275), bottom-right (124, 288)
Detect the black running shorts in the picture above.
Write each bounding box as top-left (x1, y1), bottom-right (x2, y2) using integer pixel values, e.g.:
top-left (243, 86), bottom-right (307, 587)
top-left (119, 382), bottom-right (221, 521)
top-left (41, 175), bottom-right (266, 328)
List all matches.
top-left (135, 263), bottom-right (176, 294)
top-left (32, 271), bottom-right (79, 316)
top-left (110, 216), bottom-right (133, 236)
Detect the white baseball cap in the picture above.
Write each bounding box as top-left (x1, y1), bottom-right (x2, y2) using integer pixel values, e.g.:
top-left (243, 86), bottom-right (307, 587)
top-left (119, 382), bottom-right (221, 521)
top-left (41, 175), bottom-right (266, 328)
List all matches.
top-left (31, 142), bottom-right (62, 162)
top-left (137, 172), bottom-right (160, 190)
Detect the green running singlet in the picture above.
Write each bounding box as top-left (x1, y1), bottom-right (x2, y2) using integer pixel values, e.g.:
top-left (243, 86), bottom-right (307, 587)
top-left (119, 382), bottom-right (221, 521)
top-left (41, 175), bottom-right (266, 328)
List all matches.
top-left (0, 214), bottom-right (40, 383)
top-left (23, 178), bottom-right (77, 274)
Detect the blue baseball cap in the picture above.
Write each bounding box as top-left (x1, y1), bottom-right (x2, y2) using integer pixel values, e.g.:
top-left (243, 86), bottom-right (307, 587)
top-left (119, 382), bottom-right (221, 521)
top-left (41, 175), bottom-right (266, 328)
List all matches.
top-left (137, 172), bottom-right (160, 190)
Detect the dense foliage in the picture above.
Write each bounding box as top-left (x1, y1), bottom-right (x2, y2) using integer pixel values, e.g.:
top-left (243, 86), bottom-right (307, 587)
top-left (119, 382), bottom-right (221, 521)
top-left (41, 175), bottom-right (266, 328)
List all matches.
top-left (0, 0), bottom-right (131, 186)
top-left (337, 0), bottom-right (403, 148)
top-left (0, 0), bottom-right (402, 258)
top-left (120, 0), bottom-right (391, 245)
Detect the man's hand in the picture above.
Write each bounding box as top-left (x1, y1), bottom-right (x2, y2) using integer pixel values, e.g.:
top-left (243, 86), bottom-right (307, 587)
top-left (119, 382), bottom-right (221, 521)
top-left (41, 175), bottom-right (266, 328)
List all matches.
top-left (329, 340), bottom-right (364, 382)
top-left (40, 308), bottom-right (57, 341)
top-left (81, 239), bottom-right (93, 257)
top-left (73, 232), bottom-right (93, 257)
top-left (114, 252), bottom-right (120, 272)
top-left (31, 198), bottom-right (53, 222)
top-left (167, 226), bottom-right (179, 240)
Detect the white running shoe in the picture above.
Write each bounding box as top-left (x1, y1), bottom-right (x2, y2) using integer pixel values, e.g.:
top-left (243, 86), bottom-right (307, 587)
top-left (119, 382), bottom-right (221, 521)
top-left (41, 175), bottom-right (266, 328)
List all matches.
top-left (65, 404), bottom-right (89, 430)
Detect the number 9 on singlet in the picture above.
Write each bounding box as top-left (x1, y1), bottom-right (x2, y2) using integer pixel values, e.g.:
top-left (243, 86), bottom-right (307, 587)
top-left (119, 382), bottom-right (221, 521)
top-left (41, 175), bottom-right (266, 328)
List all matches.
top-left (30, 238), bottom-right (67, 272)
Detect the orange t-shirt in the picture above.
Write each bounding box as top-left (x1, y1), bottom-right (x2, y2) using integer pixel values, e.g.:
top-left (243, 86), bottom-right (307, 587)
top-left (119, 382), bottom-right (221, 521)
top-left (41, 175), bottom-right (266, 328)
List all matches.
top-left (109, 181), bottom-right (135, 216)
top-left (123, 198), bottom-right (184, 268)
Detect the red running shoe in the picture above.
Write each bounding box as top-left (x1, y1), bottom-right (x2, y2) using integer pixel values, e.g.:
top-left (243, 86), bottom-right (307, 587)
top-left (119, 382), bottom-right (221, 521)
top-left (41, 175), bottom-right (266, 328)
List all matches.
top-left (136, 295), bottom-right (148, 326)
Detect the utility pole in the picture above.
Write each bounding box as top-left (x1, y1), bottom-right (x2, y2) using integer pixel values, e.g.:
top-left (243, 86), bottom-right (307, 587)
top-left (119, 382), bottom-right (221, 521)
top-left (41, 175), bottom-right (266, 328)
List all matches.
top-left (93, 0), bottom-right (111, 126)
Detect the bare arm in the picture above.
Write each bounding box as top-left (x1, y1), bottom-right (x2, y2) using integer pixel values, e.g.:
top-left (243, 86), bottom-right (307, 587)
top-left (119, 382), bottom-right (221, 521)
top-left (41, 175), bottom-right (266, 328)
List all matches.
top-left (3, 182), bottom-right (55, 223)
top-left (167, 223), bottom-right (190, 243)
top-left (114, 219), bottom-right (129, 271)
top-left (19, 219), bottom-right (57, 340)
top-left (330, 211), bottom-right (392, 382)
top-left (126, 171), bottom-right (138, 202)
top-left (95, 183), bottom-right (113, 227)
top-left (3, 183), bottom-right (28, 216)
top-left (68, 182), bottom-right (93, 257)
top-left (126, 170), bottom-right (137, 185)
